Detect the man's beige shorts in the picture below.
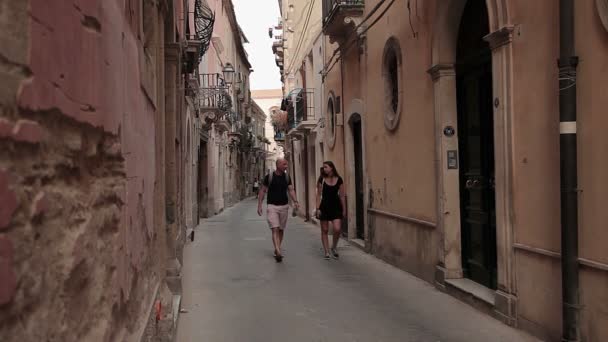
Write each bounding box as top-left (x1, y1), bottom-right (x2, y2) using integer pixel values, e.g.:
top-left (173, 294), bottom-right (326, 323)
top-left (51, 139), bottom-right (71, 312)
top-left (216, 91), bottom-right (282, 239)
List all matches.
top-left (267, 204), bottom-right (289, 230)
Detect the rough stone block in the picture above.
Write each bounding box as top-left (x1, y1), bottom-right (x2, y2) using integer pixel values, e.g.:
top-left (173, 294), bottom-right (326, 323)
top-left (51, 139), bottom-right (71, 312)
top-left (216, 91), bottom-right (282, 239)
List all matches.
top-left (12, 119), bottom-right (46, 144)
top-left (0, 72), bottom-right (25, 105)
top-left (31, 191), bottom-right (49, 219)
top-left (0, 169), bottom-right (18, 230)
top-left (63, 130), bottom-right (83, 151)
top-left (0, 118), bottom-right (14, 138)
top-left (103, 140), bottom-right (121, 157)
top-left (0, 0), bottom-right (29, 64)
top-left (0, 235), bottom-right (17, 305)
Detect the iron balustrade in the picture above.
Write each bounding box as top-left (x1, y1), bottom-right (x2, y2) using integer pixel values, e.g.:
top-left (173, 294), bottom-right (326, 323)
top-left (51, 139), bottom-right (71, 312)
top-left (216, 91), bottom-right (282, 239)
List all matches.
top-left (187, 0), bottom-right (214, 60)
top-left (198, 73), bottom-right (232, 112)
top-left (285, 89), bottom-right (315, 129)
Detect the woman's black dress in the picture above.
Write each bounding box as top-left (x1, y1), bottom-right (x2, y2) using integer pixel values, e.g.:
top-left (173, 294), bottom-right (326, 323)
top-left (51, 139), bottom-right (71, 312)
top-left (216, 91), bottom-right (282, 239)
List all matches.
top-left (319, 176), bottom-right (343, 221)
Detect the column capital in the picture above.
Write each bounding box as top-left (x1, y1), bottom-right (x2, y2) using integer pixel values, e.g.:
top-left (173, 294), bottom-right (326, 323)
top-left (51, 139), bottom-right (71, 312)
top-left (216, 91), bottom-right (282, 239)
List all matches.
top-left (427, 64), bottom-right (455, 82)
top-left (483, 26), bottom-right (515, 50)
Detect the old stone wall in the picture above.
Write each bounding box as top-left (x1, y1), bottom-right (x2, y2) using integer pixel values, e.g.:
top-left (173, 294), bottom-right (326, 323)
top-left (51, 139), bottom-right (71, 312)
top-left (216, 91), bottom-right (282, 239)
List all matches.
top-left (0, 1), bottom-right (171, 341)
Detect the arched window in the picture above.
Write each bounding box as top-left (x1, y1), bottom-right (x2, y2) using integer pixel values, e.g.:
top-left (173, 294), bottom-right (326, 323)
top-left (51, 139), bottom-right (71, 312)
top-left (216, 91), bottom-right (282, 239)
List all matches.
top-left (382, 37), bottom-right (403, 131)
top-left (327, 92), bottom-right (337, 147)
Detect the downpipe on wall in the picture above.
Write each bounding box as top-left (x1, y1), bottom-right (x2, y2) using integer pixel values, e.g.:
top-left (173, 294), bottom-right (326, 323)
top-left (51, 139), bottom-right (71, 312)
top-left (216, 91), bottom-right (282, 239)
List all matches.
top-left (559, 0), bottom-right (580, 341)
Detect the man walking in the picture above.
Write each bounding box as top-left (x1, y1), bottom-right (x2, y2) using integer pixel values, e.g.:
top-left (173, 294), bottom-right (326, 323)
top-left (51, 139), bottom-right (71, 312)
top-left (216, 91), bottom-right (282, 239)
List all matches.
top-left (252, 178), bottom-right (259, 195)
top-left (257, 158), bottom-right (299, 262)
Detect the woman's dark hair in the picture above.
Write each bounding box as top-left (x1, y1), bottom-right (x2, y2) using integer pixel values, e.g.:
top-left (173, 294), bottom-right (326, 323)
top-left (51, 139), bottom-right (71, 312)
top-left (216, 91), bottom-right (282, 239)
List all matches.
top-left (323, 161), bottom-right (340, 178)
top-left (318, 167), bottom-right (325, 184)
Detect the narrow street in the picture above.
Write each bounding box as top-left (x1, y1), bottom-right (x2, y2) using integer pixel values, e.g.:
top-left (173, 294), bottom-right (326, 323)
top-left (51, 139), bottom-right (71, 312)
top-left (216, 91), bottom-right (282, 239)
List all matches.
top-left (176, 199), bottom-right (537, 342)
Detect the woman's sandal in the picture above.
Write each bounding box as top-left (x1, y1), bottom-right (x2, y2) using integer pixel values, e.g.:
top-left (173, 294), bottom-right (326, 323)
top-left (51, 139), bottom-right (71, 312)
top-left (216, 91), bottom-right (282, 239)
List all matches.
top-left (274, 252), bottom-right (283, 262)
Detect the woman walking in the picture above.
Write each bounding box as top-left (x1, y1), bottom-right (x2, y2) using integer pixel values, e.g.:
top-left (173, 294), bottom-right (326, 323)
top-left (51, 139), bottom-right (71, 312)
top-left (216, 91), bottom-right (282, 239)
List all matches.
top-left (315, 161), bottom-right (346, 260)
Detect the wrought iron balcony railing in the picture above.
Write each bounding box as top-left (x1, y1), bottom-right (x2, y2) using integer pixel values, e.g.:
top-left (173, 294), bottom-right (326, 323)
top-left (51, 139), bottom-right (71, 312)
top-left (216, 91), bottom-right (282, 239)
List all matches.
top-left (184, 0), bottom-right (214, 74)
top-left (189, 0), bottom-right (215, 60)
top-left (198, 73), bottom-right (232, 112)
top-left (285, 89), bottom-right (315, 131)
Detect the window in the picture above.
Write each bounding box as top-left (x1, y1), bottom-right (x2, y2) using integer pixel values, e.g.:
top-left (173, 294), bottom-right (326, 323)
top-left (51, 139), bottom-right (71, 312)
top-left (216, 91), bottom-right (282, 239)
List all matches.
top-left (382, 37), bottom-right (403, 131)
top-left (327, 92), bottom-right (337, 148)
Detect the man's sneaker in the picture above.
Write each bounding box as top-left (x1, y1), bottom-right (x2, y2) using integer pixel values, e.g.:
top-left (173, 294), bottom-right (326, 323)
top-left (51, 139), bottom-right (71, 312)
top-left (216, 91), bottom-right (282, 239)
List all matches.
top-left (331, 248), bottom-right (339, 259)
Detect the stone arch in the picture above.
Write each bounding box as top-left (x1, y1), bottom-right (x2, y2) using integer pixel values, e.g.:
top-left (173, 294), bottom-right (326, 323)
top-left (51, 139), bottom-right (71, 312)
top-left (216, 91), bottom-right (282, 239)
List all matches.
top-left (345, 98), bottom-right (364, 125)
top-left (431, 0), bottom-right (510, 66)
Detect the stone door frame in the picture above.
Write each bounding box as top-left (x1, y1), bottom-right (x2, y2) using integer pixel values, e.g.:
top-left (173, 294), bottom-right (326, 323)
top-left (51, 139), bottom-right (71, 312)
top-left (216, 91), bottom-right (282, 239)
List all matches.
top-left (344, 99), bottom-right (370, 244)
top-left (428, 0), bottom-right (517, 323)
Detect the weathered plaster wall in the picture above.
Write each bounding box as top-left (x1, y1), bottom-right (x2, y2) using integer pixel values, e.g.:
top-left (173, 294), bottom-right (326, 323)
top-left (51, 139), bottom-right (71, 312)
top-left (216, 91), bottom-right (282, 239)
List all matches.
top-left (321, 0), bottom-right (608, 340)
top-left (353, 0), bottom-right (438, 279)
top-left (0, 0), bottom-right (169, 341)
top-left (574, 1), bottom-right (608, 341)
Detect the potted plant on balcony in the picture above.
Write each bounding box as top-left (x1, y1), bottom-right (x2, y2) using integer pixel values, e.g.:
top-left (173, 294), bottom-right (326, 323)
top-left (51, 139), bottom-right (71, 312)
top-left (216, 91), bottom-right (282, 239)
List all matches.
top-left (270, 110), bottom-right (288, 132)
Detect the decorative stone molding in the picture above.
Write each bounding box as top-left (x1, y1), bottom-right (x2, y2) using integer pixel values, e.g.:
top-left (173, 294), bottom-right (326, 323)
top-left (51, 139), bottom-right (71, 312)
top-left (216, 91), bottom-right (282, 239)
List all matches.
top-left (483, 26), bottom-right (515, 50)
top-left (382, 37), bottom-right (403, 132)
top-left (344, 16), bottom-right (362, 28)
top-left (164, 43), bottom-right (180, 62)
top-left (427, 64), bottom-right (456, 82)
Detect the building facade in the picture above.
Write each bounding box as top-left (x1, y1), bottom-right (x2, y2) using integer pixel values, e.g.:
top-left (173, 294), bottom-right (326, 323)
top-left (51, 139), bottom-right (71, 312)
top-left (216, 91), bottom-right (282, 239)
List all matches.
top-left (274, 0), bottom-right (608, 341)
top-left (251, 89), bottom-right (286, 175)
top-left (0, 0), bottom-right (253, 341)
top-left (272, 0), bottom-right (326, 221)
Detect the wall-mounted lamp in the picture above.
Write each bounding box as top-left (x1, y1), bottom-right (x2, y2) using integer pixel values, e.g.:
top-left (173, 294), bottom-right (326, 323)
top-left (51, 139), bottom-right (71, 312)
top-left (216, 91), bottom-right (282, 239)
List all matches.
top-left (222, 63), bottom-right (235, 86)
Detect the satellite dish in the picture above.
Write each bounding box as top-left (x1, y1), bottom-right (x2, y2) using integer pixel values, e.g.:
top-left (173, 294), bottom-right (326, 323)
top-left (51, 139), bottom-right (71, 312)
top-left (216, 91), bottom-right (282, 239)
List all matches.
top-left (598, 0), bottom-right (608, 32)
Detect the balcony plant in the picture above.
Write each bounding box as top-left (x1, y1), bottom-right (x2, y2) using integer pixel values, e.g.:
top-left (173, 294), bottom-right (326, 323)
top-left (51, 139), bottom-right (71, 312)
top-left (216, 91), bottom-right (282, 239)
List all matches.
top-left (270, 110), bottom-right (288, 132)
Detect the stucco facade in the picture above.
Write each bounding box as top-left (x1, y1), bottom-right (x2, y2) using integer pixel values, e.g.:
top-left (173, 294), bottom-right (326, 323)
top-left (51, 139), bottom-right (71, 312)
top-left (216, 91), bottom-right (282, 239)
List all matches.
top-left (272, 0), bottom-right (327, 221)
top-left (274, 0), bottom-right (608, 340)
top-left (193, 0), bottom-right (253, 215)
top-left (251, 89), bottom-right (285, 174)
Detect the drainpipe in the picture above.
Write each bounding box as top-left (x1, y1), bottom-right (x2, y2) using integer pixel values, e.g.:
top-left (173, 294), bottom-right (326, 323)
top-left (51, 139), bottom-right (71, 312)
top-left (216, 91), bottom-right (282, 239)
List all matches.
top-left (558, 0), bottom-right (580, 341)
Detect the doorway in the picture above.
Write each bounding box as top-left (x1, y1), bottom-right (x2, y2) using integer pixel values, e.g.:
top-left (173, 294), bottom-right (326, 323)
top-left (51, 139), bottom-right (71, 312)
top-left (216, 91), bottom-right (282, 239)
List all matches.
top-left (456, 0), bottom-right (497, 289)
top-left (350, 114), bottom-right (364, 240)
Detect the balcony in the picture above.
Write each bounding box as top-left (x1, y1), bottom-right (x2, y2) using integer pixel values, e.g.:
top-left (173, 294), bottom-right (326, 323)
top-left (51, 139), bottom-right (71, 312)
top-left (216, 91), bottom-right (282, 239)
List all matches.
top-left (272, 40), bottom-right (283, 56)
top-left (275, 55), bottom-right (284, 69)
top-left (184, 0), bottom-right (215, 73)
top-left (198, 73), bottom-right (232, 129)
top-left (274, 131), bottom-right (286, 143)
top-left (285, 89), bottom-right (316, 133)
top-left (322, 0), bottom-right (364, 43)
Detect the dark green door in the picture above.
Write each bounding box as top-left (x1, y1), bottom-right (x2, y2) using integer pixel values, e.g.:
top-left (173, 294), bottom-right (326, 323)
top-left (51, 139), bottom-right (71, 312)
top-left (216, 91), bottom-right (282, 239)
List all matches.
top-left (456, 0), bottom-right (497, 290)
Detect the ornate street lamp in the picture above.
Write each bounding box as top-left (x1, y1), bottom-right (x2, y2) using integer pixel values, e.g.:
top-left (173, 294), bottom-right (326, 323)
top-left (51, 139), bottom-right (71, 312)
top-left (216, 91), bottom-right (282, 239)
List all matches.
top-left (222, 63), bottom-right (235, 86)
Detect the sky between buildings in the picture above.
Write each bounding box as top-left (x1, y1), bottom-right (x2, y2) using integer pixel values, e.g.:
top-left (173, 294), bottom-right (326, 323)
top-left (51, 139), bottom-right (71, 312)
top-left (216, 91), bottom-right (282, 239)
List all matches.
top-left (232, 0), bottom-right (282, 90)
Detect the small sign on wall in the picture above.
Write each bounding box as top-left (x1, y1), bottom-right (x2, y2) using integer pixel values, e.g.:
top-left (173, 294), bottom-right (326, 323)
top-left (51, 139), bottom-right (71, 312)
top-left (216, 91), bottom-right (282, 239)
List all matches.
top-left (447, 150), bottom-right (458, 169)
